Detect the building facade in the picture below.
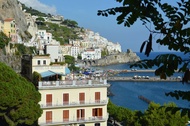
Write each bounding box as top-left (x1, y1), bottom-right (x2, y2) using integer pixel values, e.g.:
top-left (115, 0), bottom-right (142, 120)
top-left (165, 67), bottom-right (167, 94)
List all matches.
top-left (38, 79), bottom-right (109, 126)
top-left (21, 55), bottom-right (68, 81)
top-left (3, 18), bottom-right (18, 42)
top-left (81, 48), bottom-right (101, 60)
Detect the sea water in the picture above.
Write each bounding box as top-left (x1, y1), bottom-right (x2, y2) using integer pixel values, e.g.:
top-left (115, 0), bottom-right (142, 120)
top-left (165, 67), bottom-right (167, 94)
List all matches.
top-left (94, 52), bottom-right (190, 111)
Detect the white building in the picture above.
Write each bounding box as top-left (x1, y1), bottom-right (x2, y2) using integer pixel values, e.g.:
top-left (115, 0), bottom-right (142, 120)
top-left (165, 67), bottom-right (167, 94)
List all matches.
top-left (106, 42), bottom-right (122, 54)
top-left (21, 55), bottom-right (69, 81)
top-left (45, 44), bottom-right (64, 62)
top-left (70, 46), bottom-right (80, 59)
top-left (81, 48), bottom-right (101, 60)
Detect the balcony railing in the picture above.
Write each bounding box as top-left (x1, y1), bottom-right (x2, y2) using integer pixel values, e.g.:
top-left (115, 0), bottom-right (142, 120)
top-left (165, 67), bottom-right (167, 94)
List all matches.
top-left (38, 79), bottom-right (109, 89)
top-left (39, 114), bottom-right (109, 126)
top-left (41, 98), bottom-right (109, 108)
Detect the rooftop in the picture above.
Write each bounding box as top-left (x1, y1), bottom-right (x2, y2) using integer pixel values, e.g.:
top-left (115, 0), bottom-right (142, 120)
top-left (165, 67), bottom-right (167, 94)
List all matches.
top-left (38, 79), bottom-right (110, 89)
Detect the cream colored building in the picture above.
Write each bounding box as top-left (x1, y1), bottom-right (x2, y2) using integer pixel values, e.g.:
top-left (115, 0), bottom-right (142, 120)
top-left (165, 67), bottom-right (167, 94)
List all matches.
top-left (3, 18), bottom-right (18, 42)
top-left (38, 79), bottom-right (109, 126)
top-left (21, 55), bottom-right (68, 81)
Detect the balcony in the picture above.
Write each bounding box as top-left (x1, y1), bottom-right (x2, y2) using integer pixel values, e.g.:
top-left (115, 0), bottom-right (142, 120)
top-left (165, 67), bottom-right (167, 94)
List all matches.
top-left (38, 79), bottom-right (110, 89)
top-left (38, 114), bottom-right (109, 126)
top-left (40, 98), bottom-right (109, 108)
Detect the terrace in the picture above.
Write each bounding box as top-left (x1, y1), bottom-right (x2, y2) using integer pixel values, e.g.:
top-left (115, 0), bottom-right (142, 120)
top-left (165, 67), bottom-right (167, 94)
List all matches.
top-left (38, 78), bottom-right (109, 89)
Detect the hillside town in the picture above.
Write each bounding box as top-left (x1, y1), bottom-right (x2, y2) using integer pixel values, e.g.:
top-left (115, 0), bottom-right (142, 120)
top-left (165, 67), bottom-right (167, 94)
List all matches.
top-left (1, 3), bottom-right (122, 60)
top-left (0, 1), bottom-right (126, 126)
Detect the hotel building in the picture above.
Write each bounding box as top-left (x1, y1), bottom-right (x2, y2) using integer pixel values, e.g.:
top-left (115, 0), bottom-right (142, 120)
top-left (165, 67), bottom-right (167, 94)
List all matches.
top-left (38, 79), bottom-right (110, 126)
top-left (21, 54), bottom-right (110, 126)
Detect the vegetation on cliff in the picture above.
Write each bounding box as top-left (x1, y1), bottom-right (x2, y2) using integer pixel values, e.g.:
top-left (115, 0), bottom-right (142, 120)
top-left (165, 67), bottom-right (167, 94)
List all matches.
top-left (0, 31), bottom-right (9, 49)
top-left (19, 1), bottom-right (48, 17)
top-left (37, 21), bottom-right (82, 45)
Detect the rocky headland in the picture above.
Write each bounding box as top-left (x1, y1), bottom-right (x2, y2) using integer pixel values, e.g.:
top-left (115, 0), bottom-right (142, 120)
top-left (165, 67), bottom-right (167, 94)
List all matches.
top-left (82, 49), bottom-right (140, 67)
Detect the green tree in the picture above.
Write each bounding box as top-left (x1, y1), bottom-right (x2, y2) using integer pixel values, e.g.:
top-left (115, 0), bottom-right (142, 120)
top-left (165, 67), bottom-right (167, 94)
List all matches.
top-left (77, 54), bottom-right (82, 60)
top-left (0, 31), bottom-right (9, 49)
top-left (61, 19), bottom-right (78, 28)
top-left (64, 55), bottom-right (79, 71)
top-left (101, 48), bottom-right (108, 57)
top-left (98, 0), bottom-right (190, 116)
top-left (36, 17), bottom-right (45, 22)
top-left (107, 100), bottom-right (189, 125)
top-left (140, 102), bottom-right (189, 126)
top-left (0, 62), bottom-right (42, 126)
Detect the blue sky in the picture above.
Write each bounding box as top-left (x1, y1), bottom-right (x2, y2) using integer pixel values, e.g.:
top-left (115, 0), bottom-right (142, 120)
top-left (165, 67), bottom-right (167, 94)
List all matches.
top-left (18, 0), bottom-right (177, 52)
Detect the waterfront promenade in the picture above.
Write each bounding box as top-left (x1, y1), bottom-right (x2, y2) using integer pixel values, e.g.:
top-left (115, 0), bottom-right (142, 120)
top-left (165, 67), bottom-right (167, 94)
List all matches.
top-left (106, 69), bottom-right (182, 82)
top-left (107, 76), bottom-right (181, 82)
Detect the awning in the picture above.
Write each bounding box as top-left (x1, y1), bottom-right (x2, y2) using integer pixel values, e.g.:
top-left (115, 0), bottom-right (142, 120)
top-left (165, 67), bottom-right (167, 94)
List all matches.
top-left (65, 67), bottom-right (70, 74)
top-left (40, 70), bottom-right (62, 78)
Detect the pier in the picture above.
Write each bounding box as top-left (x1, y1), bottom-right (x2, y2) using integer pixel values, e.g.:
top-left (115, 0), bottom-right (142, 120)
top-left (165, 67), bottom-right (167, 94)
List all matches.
top-left (138, 95), bottom-right (152, 104)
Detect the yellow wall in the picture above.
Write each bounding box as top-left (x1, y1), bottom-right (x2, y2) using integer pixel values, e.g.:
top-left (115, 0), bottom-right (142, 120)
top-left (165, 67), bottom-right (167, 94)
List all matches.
top-left (38, 85), bottom-right (108, 126)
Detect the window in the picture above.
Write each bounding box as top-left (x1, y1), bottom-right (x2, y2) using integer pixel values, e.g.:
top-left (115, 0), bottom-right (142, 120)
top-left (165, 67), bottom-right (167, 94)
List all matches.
top-left (79, 124), bottom-right (85, 126)
top-left (92, 108), bottom-right (102, 119)
top-left (63, 93), bottom-right (69, 105)
top-left (79, 93), bottom-right (85, 104)
top-left (95, 92), bottom-right (100, 103)
top-left (77, 109), bottom-right (85, 121)
top-left (43, 60), bottom-right (46, 65)
top-left (46, 111), bottom-right (52, 123)
top-left (46, 94), bottom-right (52, 106)
top-left (95, 123), bottom-right (100, 126)
top-left (37, 60), bottom-right (40, 65)
top-left (63, 110), bottom-right (69, 122)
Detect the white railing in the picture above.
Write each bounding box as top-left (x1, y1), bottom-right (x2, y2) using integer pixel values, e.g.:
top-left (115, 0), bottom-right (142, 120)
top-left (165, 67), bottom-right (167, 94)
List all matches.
top-left (38, 79), bottom-right (109, 88)
top-left (40, 98), bottom-right (108, 108)
top-left (39, 115), bottom-right (108, 126)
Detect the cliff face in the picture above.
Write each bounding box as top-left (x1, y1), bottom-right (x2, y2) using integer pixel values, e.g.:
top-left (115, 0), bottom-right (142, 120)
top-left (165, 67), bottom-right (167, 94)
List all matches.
top-left (93, 51), bottom-right (140, 66)
top-left (81, 49), bottom-right (140, 67)
top-left (0, 0), bottom-right (28, 40)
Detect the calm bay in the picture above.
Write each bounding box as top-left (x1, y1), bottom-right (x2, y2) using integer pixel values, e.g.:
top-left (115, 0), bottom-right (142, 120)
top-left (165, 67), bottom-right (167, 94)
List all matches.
top-left (94, 52), bottom-right (190, 111)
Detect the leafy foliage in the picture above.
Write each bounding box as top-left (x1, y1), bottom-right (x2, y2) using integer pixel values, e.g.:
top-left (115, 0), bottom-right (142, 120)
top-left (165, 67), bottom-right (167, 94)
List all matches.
top-left (61, 19), bottom-right (79, 28)
top-left (36, 17), bottom-right (45, 22)
top-left (0, 62), bottom-right (42, 125)
top-left (64, 55), bottom-right (79, 71)
top-left (98, 0), bottom-right (190, 78)
top-left (14, 44), bottom-right (36, 55)
top-left (98, 0), bottom-right (190, 119)
top-left (107, 100), bottom-right (188, 125)
top-left (0, 31), bottom-right (9, 49)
